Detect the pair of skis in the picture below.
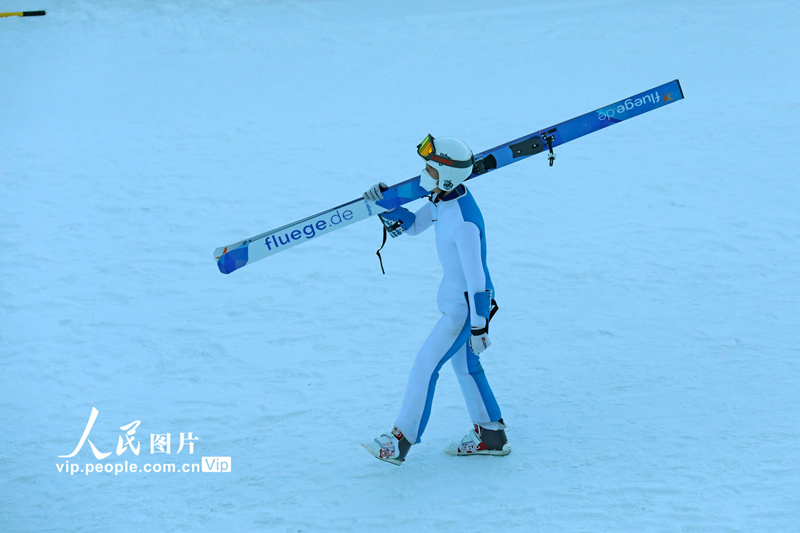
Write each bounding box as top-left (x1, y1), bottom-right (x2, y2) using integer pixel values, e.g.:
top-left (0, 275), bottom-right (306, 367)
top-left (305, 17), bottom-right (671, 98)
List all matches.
top-left (214, 79), bottom-right (684, 275)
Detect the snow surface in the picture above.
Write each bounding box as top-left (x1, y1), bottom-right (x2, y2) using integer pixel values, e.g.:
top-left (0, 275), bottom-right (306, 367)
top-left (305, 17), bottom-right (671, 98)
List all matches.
top-left (2, 1), bottom-right (799, 531)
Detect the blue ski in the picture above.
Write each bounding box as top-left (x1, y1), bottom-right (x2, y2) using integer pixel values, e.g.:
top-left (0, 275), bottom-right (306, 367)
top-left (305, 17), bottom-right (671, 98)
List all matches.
top-left (215, 79), bottom-right (684, 274)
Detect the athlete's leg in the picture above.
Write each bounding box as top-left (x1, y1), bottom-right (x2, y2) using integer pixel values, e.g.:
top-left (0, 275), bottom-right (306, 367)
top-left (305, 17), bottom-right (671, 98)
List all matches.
top-left (395, 302), bottom-right (470, 444)
top-left (451, 339), bottom-right (502, 426)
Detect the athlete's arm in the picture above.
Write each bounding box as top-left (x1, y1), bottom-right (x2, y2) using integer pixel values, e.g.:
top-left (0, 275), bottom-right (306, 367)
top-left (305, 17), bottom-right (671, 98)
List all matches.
top-left (404, 202), bottom-right (435, 236)
top-left (454, 222), bottom-right (488, 328)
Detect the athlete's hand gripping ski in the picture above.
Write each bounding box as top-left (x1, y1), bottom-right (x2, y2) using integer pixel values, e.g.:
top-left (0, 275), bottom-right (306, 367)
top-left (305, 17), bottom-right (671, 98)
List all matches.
top-left (364, 182), bottom-right (388, 203)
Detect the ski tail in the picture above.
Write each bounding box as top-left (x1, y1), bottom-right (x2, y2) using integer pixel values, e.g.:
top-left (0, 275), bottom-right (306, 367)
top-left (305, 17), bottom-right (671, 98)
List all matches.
top-left (216, 246), bottom-right (249, 274)
top-left (214, 197), bottom-right (390, 274)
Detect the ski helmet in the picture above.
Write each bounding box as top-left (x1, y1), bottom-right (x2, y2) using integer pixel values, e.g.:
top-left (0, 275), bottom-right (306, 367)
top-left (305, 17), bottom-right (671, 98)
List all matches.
top-left (417, 134), bottom-right (474, 193)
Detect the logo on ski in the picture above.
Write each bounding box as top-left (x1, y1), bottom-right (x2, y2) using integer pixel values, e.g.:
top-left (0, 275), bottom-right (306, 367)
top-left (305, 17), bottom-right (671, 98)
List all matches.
top-left (263, 208), bottom-right (355, 251)
top-left (597, 91), bottom-right (662, 121)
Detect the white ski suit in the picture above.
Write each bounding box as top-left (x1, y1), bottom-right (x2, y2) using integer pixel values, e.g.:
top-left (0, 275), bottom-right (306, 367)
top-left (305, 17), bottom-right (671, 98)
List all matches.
top-left (391, 185), bottom-right (502, 443)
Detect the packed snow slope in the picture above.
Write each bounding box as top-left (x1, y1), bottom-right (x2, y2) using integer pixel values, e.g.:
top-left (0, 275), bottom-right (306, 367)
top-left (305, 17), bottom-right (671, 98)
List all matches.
top-left (2, 1), bottom-right (798, 531)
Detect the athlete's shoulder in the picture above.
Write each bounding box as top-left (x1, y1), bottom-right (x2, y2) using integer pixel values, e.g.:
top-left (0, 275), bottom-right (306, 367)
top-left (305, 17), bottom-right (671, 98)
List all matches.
top-left (456, 187), bottom-right (485, 225)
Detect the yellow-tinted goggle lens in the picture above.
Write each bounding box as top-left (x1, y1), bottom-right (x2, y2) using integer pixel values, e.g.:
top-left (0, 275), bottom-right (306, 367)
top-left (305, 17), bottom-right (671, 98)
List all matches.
top-left (417, 134), bottom-right (434, 159)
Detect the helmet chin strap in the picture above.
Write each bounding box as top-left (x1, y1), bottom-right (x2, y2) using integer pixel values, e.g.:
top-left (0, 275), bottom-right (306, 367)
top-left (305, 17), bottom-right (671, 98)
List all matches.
top-left (433, 184), bottom-right (465, 203)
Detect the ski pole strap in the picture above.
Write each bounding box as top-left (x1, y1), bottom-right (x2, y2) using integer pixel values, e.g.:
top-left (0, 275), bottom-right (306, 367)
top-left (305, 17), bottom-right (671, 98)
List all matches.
top-left (376, 225), bottom-right (388, 275)
top-left (464, 290), bottom-right (499, 331)
top-left (375, 207), bottom-right (416, 274)
top-left (484, 297), bottom-right (499, 333)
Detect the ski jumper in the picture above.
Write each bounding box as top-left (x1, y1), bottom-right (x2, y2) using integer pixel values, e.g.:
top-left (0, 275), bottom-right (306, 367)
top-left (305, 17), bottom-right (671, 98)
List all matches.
top-left (393, 185), bottom-right (502, 444)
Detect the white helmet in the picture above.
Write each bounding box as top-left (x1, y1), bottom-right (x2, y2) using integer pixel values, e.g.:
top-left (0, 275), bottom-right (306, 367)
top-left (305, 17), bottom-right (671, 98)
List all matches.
top-left (417, 134), bottom-right (474, 193)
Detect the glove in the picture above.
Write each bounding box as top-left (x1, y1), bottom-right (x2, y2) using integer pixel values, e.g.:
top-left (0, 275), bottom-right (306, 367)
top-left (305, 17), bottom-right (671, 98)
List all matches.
top-left (364, 182), bottom-right (388, 202)
top-left (469, 324), bottom-right (491, 355)
top-left (378, 206), bottom-right (415, 237)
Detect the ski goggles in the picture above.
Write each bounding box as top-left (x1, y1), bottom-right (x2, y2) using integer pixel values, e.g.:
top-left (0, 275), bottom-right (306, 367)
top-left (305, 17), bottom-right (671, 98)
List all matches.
top-left (416, 134), bottom-right (474, 169)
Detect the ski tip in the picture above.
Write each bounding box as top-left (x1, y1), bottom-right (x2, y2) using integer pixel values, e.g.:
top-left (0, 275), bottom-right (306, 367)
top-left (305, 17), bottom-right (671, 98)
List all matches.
top-left (675, 78), bottom-right (684, 99)
top-left (216, 246), bottom-right (249, 274)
